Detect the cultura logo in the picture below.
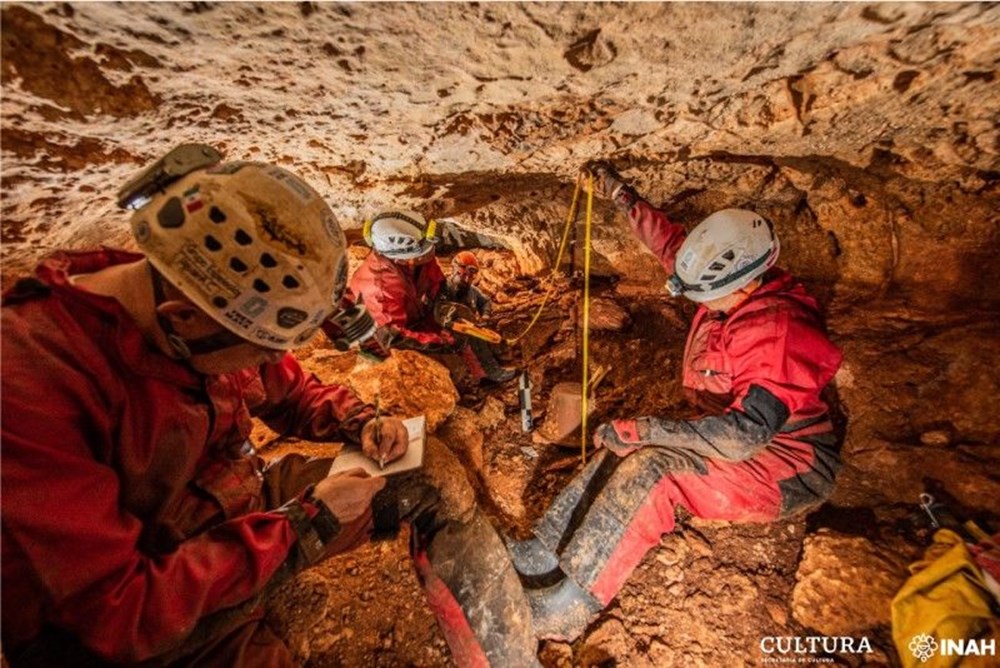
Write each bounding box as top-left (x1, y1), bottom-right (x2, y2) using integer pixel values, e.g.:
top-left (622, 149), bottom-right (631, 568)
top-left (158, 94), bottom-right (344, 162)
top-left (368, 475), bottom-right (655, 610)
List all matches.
top-left (759, 636), bottom-right (872, 655)
top-left (909, 634), bottom-right (938, 662)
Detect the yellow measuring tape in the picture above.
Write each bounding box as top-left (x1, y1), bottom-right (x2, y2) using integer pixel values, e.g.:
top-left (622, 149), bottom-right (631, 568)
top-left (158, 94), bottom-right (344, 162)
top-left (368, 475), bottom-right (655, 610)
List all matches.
top-left (504, 177), bottom-right (583, 345)
top-left (504, 171), bottom-right (596, 465)
top-left (581, 174), bottom-right (594, 464)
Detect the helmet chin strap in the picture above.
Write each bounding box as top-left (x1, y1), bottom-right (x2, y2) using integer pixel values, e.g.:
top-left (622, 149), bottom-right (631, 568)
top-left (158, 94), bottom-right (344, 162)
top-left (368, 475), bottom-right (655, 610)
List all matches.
top-left (148, 265), bottom-right (263, 359)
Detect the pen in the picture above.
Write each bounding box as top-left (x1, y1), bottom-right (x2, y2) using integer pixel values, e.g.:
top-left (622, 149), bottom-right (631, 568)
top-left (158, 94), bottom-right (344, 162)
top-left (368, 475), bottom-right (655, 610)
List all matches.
top-left (374, 394), bottom-right (384, 470)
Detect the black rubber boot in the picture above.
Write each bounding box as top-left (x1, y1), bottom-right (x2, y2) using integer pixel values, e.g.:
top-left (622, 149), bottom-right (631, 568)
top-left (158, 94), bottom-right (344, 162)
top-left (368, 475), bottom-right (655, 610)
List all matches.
top-left (506, 536), bottom-right (604, 642)
top-left (525, 574), bottom-right (604, 642)
top-left (506, 536), bottom-right (564, 594)
top-left (469, 338), bottom-right (516, 383)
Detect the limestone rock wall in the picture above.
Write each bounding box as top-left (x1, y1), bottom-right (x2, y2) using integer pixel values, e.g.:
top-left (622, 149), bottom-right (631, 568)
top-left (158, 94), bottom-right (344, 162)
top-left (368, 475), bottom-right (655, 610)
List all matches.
top-left (2, 2), bottom-right (998, 309)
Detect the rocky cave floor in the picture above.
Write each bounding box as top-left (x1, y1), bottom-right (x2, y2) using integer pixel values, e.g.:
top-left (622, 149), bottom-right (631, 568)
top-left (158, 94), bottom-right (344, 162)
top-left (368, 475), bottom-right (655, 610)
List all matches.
top-left (251, 249), bottom-right (1000, 668)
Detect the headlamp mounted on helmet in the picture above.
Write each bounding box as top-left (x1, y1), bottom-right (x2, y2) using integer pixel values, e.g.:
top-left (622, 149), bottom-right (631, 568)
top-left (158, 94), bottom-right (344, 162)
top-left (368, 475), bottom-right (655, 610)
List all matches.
top-left (117, 144), bottom-right (222, 211)
top-left (665, 274), bottom-right (686, 297)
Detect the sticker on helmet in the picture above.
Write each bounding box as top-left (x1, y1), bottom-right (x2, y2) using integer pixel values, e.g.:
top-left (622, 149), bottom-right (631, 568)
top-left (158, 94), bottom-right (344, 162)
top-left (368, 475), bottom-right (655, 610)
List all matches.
top-left (252, 327), bottom-right (289, 346)
top-left (223, 309), bottom-right (254, 330)
top-left (256, 206), bottom-right (307, 256)
top-left (175, 243), bottom-right (241, 299)
top-left (265, 166), bottom-right (316, 203)
top-left (134, 220), bottom-right (151, 243)
top-left (239, 295), bottom-right (269, 318)
top-left (309, 309), bottom-right (324, 326)
top-left (331, 258), bottom-right (347, 301)
top-left (207, 161), bottom-right (252, 175)
top-left (678, 249), bottom-right (696, 272)
top-left (182, 185), bottom-right (204, 214)
top-left (276, 306), bottom-right (308, 329)
top-left (294, 327), bottom-right (318, 344)
top-left (321, 213), bottom-right (343, 245)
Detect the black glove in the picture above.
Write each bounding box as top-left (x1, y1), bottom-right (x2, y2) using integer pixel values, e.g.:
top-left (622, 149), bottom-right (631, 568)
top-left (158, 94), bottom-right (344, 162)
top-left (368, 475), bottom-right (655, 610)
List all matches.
top-left (370, 474), bottom-right (442, 541)
top-left (581, 160), bottom-right (640, 210)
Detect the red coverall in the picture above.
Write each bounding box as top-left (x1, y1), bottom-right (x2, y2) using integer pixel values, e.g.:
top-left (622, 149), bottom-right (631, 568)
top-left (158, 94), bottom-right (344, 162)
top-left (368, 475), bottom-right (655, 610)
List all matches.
top-left (347, 250), bottom-right (505, 384)
top-left (1, 250), bottom-right (376, 666)
top-left (348, 250), bottom-right (454, 350)
top-left (532, 200), bottom-right (843, 605)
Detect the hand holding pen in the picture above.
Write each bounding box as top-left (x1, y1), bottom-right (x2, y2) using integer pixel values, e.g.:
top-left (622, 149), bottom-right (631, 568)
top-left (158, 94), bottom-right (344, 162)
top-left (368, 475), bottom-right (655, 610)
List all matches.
top-left (361, 401), bottom-right (409, 469)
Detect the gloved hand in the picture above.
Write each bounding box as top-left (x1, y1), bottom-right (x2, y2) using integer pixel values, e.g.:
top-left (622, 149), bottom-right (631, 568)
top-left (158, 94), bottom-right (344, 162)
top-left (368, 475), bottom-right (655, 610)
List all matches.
top-left (370, 474), bottom-right (443, 541)
top-left (361, 416), bottom-right (410, 467)
top-left (372, 326), bottom-right (396, 354)
top-left (594, 419), bottom-right (710, 473)
top-left (581, 160), bottom-right (640, 210)
top-left (434, 299), bottom-right (477, 328)
top-left (593, 418), bottom-right (649, 457)
top-left (312, 468), bottom-right (387, 524)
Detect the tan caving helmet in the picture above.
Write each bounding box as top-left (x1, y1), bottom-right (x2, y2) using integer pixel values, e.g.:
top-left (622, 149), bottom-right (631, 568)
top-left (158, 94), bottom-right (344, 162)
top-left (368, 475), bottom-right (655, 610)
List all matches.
top-left (130, 160), bottom-right (347, 350)
top-left (667, 208), bottom-right (780, 302)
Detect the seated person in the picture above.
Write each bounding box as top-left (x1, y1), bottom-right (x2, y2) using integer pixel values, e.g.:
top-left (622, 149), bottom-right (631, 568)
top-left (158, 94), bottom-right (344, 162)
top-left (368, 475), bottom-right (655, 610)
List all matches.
top-left (1, 149), bottom-right (537, 667)
top-left (347, 210), bottom-right (514, 384)
top-left (507, 161), bottom-right (844, 641)
top-left (443, 251), bottom-right (492, 318)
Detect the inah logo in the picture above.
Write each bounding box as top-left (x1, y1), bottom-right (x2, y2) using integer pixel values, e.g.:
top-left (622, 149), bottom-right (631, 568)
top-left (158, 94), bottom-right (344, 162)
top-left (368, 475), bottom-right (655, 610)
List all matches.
top-left (909, 634), bottom-right (938, 662)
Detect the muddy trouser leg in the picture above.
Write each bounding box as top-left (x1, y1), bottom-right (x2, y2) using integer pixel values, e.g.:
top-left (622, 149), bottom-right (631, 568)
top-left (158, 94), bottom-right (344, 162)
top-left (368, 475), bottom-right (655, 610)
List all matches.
top-left (412, 509), bottom-right (539, 668)
top-left (466, 338), bottom-right (514, 382)
top-left (534, 440), bottom-right (837, 607)
top-left (373, 466), bottom-right (539, 668)
top-left (458, 341), bottom-right (488, 382)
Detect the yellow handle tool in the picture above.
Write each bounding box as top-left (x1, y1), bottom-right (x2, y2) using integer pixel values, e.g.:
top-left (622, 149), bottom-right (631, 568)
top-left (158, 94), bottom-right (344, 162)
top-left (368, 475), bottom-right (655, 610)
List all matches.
top-left (452, 319), bottom-right (503, 345)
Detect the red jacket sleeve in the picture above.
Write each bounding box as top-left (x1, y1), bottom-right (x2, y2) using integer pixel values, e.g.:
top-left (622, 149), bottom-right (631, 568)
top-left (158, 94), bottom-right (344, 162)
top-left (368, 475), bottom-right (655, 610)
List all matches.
top-left (625, 199), bottom-right (688, 274)
top-left (243, 354), bottom-right (375, 443)
top-left (1, 379), bottom-right (296, 663)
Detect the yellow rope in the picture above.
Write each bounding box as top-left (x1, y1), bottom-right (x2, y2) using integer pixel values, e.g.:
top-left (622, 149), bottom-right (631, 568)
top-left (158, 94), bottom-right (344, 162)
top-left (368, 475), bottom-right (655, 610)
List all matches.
top-left (580, 174), bottom-right (594, 464)
top-left (504, 177), bottom-right (582, 345)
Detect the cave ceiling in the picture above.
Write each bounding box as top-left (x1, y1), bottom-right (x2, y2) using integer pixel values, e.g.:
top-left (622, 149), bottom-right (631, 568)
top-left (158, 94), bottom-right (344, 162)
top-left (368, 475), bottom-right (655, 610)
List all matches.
top-left (1, 1), bottom-right (997, 311)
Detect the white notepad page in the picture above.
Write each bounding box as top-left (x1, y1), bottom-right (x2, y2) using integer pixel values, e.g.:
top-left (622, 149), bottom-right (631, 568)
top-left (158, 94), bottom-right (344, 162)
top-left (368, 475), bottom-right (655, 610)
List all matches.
top-left (327, 415), bottom-right (426, 477)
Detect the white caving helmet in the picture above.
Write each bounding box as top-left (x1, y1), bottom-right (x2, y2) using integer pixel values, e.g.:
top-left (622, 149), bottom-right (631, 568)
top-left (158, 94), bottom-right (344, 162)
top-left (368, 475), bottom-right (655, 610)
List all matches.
top-left (129, 155), bottom-right (348, 350)
top-left (667, 208), bottom-right (780, 302)
top-left (363, 210), bottom-right (437, 261)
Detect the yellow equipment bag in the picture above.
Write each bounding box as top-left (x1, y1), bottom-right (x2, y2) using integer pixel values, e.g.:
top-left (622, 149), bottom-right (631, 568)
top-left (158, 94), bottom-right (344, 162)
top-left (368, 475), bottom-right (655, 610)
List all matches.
top-left (891, 529), bottom-right (999, 667)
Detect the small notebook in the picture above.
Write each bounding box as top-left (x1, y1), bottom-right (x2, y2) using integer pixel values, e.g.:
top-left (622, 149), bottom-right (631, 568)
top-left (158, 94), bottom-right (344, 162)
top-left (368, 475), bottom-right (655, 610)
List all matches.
top-left (327, 415), bottom-right (426, 477)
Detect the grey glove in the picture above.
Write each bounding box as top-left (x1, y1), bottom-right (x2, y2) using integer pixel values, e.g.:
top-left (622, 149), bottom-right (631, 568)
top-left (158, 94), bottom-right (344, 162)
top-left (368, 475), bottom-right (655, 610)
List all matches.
top-left (582, 160), bottom-right (640, 210)
top-left (593, 418), bottom-right (707, 474)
